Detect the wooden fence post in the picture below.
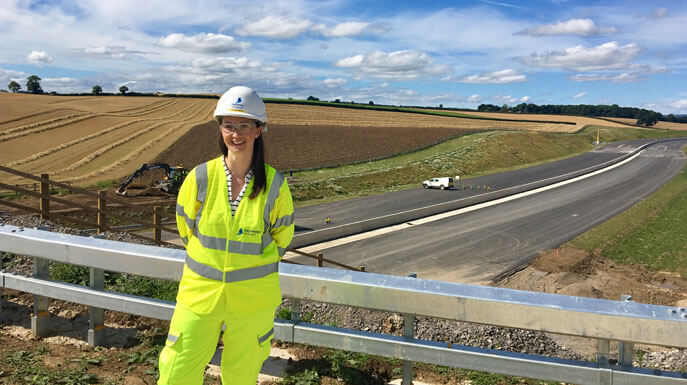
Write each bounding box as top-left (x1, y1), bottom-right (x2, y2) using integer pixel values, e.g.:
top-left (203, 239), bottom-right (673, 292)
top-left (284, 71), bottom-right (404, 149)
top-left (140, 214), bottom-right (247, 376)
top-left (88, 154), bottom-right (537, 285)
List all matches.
top-left (317, 253), bottom-right (323, 267)
top-left (153, 206), bottom-right (161, 245)
top-left (97, 190), bottom-right (107, 234)
top-left (40, 174), bottom-right (50, 220)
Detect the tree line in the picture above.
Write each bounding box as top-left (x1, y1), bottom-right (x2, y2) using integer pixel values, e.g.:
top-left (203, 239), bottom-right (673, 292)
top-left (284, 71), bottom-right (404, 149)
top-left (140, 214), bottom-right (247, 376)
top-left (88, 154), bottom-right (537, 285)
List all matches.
top-left (7, 75), bottom-right (130, 96)
top-left (477, 102), bottom-right (686, 126)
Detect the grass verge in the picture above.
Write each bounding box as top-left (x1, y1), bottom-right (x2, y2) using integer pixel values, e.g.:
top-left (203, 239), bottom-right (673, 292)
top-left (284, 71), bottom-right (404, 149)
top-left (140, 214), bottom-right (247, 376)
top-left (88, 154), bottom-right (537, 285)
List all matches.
top-left (566, 146), bottom-right (687, 277)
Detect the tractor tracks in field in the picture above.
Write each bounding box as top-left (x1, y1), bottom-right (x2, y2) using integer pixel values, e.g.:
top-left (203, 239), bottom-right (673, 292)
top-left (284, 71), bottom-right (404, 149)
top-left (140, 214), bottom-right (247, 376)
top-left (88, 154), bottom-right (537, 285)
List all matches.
top-left (5, 101), bottom-right (209, 171)
top-left (54, 101), bottom-right (210, 182)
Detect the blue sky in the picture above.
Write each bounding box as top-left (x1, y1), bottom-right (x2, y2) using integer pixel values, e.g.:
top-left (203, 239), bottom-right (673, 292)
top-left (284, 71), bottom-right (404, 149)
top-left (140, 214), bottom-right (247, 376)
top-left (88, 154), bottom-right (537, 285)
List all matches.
top-left (1, 0), bottom-right (686, 114)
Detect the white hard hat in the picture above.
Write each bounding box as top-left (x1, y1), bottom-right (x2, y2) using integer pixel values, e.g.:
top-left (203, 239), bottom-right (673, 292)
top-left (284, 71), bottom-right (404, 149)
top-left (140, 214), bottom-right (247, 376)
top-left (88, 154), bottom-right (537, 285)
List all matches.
top-left (214, 86), bottom-right (268, 131)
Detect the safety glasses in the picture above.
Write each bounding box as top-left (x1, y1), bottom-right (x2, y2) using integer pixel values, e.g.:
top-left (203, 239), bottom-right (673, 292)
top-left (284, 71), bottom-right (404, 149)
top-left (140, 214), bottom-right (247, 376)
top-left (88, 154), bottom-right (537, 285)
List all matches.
top-left (220, 122), bottom-right (257, 135)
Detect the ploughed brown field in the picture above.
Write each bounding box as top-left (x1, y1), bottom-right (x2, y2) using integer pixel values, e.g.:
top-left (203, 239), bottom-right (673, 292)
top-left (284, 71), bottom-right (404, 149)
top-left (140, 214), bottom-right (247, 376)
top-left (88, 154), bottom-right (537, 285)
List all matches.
top-left (153, 103), bottom-right (589, 172)
top-left (154, 121), bottom-right (483, 171)
top-left (0, 93), bottom-right (625, 186)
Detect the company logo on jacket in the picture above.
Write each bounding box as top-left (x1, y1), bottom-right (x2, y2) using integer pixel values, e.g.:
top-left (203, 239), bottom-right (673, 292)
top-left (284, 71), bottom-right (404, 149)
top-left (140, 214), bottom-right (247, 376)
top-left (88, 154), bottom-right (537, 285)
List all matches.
top-left (237, 228), bottom-right (261, 237)
top-left (231, 97), bottom-right (245, 111)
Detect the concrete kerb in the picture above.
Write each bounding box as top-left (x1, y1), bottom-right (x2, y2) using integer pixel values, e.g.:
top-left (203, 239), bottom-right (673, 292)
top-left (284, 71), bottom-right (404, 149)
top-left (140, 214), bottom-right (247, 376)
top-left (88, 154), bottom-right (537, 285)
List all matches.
top-left (290, 140), bottom-right (659, 249)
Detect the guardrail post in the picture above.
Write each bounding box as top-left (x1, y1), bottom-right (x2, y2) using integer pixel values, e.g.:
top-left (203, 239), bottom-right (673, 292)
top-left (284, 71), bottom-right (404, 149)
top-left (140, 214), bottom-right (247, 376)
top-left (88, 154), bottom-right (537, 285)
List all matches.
top-left (316, 253), bottom-right (323, 267)
top-left (290, 298), bottom-right (300, 323)
top-left (402, 272), bottom-right (417, 385)
top-left (153, 206), bottom-right (162, 245)
top-left (39, 174), bottom-right (50, 220)
top-left (596, 339), bottom-right (610, 367)
top-left (88, 267), bottom-right (106, 346)
top-left (618, 294), bottom-right (634, 368)
top-left (97, 190), bottom-right (107, 234)
top-left (31, 257), bottom-right (50, 338)
top-left (596, 339), bottom-right (612, 385)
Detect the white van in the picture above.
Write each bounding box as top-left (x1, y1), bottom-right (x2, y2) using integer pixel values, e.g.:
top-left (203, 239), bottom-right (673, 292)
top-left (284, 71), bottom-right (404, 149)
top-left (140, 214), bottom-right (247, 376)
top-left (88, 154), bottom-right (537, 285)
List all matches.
top-left (422, 177), bottom-right (455, 190)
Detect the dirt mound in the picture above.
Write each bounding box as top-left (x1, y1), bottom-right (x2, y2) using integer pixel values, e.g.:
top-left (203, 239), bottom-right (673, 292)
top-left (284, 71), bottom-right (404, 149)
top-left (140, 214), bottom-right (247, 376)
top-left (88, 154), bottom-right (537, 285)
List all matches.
top-left (499, 247), bottom-right (687, 307)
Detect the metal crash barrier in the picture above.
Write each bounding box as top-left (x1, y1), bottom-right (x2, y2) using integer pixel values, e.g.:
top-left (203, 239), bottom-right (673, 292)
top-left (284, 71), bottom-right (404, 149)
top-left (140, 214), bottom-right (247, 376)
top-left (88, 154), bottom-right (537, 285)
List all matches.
top-left (1, 224), bottom-right (686, 385)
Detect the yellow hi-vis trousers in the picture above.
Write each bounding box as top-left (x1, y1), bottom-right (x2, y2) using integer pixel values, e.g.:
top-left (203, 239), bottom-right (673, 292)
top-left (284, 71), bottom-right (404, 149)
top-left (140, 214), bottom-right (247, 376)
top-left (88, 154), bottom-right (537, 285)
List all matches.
top-left (158, 302), bottom-right (276, 385)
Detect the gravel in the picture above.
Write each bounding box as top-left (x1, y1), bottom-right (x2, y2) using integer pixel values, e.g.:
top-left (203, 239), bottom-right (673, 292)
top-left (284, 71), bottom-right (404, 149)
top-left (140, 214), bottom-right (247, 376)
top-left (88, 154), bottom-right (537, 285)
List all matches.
top-left (2, 210), bottom-right (686, 373)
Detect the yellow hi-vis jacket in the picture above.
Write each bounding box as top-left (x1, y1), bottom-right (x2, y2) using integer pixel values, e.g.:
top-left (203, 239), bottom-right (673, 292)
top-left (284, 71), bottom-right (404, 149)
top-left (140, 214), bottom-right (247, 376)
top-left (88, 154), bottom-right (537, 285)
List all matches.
top-left (175, 156), bottom-right (294, 314)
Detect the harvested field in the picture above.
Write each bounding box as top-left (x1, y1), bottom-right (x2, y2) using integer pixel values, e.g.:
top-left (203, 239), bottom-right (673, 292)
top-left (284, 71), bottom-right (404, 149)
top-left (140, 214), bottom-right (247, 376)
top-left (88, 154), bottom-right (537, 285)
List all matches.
top-left (600, 117), bottom-right (687, 130)
top-left (266, 103), bottom-right (561, 131)
top-left (0, 93), bottom-right (214, 186)
top-left (436, 110), bottom-right (637, 131)
top-left (0, 94), bottom-right (644, 188)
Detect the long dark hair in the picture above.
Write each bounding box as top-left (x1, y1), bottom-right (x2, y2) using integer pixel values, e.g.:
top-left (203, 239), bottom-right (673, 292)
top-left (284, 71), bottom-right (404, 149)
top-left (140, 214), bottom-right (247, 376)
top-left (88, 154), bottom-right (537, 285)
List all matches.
top-left (218, 122), bottom-right (266, 199)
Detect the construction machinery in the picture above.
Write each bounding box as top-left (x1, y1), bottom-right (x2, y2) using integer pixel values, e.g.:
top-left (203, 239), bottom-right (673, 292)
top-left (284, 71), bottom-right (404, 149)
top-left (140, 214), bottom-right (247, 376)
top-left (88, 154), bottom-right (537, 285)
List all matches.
top-left (116, 163), bottom-right (187, 196)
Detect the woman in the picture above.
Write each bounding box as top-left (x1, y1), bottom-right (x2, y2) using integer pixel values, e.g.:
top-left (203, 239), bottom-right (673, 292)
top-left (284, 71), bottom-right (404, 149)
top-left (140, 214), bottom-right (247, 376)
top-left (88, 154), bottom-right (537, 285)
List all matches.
top-left (158, 86), bottom-right (294, 385)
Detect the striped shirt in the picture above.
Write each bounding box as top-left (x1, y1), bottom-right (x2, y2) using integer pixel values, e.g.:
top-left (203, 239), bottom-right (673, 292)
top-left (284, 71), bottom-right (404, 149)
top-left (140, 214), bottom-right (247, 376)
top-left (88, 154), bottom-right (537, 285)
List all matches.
top-left (223, 161), bottom-right (253, 217)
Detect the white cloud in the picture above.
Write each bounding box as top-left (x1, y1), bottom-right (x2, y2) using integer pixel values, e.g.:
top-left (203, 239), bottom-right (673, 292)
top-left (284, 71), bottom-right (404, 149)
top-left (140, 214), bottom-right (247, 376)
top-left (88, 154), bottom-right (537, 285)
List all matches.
top-left (515, 18), bottom-right (617, 36)
top-left (157, 33), bottom-right (249, 54)
top-left (312, 22), bottom-right (370, 37)
top-left (340, 86), bottom-right (458, 107)
top-left (1, 67), bottom-right (27, 90)
top-left (479, 0), bottom-right (527, 10)
top-left (236, 16), bottom-right (311, 39)
top-left (569, 72), bottom-right (644, 83)
top-left (519, 96), bottom-right (530, 102)
top-left (83, 46), bottom-right (147, 60)
top-left (671, 100), bottom-right (687, 110)
top-left (0, 67), bottom-right (25, 80)
top-left (334, 50), bottom-right (452, 81)
top-left (490, 94), bottom-right (520, 105)
top-left (27, 51), bottom-right (52, 64)
top-left (468, 94), bottom-right (483, 103)
top-left (518, 41), bottom-right (641, 71)
top-left (653, 8), bottom-right (668, 19)
top-left (449, 69), bottom-right (526, 84)
top-left (323, 78), bottom-right (346, 88)
top-left (573, 92), bottom-right (587, 98)
top-left (190, 57), bottom-right (265, 71)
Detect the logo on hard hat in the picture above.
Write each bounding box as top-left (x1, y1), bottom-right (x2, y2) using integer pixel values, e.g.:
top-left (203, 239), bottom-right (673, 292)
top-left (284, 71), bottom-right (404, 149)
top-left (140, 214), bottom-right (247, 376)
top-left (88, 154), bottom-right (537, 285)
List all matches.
top-left (230, 96), bottom-right (245, 111)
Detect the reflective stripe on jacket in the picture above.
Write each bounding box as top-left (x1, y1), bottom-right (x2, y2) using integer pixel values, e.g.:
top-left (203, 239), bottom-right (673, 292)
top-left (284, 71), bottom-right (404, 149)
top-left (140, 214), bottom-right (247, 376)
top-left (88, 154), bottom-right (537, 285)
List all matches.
top-left (175, 156), bottom-right (295, 314)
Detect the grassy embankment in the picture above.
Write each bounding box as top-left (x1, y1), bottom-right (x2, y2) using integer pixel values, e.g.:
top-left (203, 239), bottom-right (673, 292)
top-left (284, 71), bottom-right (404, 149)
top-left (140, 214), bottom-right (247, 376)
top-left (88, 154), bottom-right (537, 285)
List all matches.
top-left (289, 125), bottom-right (686, 206)
top-left (566, 146), bottom-right (687, 277)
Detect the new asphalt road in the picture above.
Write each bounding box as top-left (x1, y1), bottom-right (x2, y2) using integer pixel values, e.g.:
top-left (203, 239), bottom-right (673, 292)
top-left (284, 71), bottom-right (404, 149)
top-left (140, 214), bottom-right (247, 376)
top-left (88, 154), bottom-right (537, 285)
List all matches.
top-left (288, 138), bottom-right (687, 283)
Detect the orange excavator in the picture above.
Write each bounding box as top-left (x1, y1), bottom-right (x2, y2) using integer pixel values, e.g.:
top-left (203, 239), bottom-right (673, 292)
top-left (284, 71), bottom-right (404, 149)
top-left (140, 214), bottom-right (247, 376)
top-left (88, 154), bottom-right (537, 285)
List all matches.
top-left (116, 163), bottom-right (187, 196)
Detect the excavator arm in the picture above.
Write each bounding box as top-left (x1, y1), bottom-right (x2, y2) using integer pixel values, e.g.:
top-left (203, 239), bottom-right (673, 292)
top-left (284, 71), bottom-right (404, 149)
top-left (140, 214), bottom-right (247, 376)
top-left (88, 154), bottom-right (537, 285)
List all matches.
top-left (116, 163), bottom-right (173, 196)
